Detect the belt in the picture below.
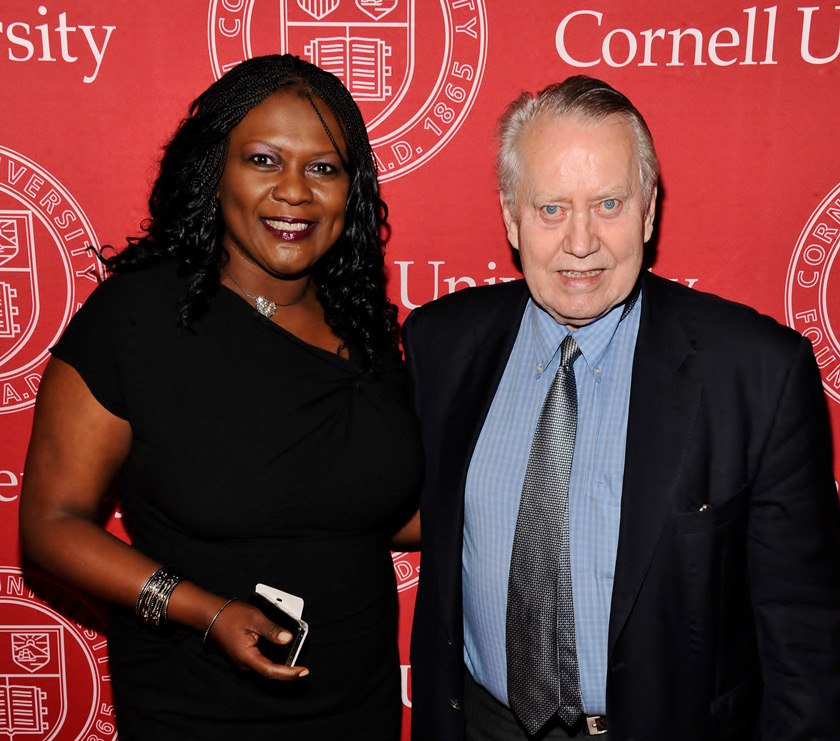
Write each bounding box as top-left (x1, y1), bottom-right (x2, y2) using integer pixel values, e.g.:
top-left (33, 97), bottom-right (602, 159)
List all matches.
top-left (584, 715), bottom-right (608, 735)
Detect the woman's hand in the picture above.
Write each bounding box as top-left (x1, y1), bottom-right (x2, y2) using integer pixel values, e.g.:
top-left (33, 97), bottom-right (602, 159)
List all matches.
top-left (203, 598), bottom-right (310, 680)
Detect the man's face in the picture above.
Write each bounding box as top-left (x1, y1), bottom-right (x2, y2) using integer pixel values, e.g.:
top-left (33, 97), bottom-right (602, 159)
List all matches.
top-left (502, 113), bottom-right (656, 329)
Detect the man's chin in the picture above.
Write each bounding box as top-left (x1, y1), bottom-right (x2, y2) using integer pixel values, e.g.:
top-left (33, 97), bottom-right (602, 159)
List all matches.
top-left (532, 297), bottom-right (615, 329)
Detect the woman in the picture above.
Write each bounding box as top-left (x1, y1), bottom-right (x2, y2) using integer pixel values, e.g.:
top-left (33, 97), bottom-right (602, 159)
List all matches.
top-left (19, 54), bottom-right (422, 739)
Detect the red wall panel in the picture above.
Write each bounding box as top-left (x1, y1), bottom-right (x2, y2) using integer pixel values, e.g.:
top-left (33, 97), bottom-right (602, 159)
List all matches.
top-left (1, 2), bottom-right (838, 738)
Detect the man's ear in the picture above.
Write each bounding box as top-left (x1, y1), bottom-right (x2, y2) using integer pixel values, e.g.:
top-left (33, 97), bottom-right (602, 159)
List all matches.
top-left (500, 192), bottom-right (520, 250)
top-left (643, 186), bottom-right (657, 243)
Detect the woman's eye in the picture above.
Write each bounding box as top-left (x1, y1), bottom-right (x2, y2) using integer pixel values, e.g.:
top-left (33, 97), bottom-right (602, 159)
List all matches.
top-left (310, 162), bottom-right (338, 175)
top-left (250, 154), bottom-right (274, 166)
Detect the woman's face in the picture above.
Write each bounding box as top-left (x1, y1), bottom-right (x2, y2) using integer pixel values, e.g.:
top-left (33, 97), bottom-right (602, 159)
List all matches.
top-left (217, 88), bottom-right (350, 282)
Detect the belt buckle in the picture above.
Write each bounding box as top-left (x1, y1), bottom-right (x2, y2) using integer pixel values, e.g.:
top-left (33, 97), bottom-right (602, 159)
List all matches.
top-left (585, 715), bottom-right (608, 735)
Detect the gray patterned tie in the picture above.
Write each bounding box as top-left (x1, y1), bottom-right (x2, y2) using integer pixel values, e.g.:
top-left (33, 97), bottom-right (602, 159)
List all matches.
top-left (506, 334), bottom-right (583, 735)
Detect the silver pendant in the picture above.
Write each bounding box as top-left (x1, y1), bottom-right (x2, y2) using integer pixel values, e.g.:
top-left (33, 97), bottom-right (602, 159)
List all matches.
top-left (254, 296), bottom-right (277, 319)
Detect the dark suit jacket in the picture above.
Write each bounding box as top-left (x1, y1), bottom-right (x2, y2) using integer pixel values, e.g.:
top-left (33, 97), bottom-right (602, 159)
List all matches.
top-left (403, 272), bottom-right (840, 741)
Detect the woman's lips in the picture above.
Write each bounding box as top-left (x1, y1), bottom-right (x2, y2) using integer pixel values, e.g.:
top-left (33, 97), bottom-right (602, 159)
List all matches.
top-left (262, 217), bottom-right (316, 241)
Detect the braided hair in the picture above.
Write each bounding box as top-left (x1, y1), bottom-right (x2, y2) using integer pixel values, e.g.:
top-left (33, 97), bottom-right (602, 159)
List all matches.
top-left (106, 54), bottom-right (398, 371)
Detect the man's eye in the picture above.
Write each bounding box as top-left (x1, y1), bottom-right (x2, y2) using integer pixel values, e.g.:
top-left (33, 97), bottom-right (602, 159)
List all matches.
top-left (543, 204), bottom-right (560, 216)
top-left (602, 198), bottom-right (619, 211)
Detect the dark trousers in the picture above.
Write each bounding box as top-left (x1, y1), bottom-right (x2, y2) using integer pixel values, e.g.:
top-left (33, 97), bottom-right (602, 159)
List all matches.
top-left (464, 671), bottom-right (607, 741)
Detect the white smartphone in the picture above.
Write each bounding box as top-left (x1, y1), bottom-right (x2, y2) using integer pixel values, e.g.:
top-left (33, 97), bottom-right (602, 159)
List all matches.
top-left (250, 583), bottom-right (309, 666)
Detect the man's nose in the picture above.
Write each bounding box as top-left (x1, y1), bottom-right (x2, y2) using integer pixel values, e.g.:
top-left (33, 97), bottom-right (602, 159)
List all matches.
top-left (563, 211), bottom-right (599, 257)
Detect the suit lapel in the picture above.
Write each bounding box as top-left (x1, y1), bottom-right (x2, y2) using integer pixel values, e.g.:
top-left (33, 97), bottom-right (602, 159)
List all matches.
top-left (608, 274), bottom-right (703, 657)
top-left (435, 282), bottom-right (530, 640)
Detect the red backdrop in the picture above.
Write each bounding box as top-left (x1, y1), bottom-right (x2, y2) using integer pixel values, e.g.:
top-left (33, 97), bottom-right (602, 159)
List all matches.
top-left (1, 2), bottom-right (839, 738)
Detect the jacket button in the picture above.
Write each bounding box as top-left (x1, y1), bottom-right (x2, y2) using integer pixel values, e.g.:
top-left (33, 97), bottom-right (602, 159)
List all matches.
top-left (449, 698), bottom-right (462, 711)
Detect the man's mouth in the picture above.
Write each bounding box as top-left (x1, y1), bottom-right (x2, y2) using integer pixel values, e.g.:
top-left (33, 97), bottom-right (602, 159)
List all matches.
top-left (558, 269), bottom-right (602, 278)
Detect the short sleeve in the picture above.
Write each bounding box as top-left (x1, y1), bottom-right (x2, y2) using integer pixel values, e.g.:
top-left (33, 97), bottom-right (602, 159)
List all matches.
top-left (50, 275), bottom-right (128, 419)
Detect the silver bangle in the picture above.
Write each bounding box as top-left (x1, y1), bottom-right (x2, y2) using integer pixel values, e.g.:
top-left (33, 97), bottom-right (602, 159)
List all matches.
top-left (135, 567), bottom-right (182, 628)
top-left (202, 598), bottom-right (237, 650)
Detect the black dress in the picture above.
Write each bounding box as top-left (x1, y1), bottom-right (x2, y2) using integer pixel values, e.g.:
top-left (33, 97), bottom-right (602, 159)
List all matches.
top-left (51, 263), bottom-right (423, 740)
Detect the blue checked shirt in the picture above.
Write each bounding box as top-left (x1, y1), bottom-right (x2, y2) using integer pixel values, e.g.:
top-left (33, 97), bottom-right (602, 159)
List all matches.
top-left (463, 291), bottom-right (642, 715)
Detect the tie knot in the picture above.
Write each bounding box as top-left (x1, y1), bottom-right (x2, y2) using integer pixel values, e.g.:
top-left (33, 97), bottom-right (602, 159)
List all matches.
top-left (560, 335), bottom-right (580, 368)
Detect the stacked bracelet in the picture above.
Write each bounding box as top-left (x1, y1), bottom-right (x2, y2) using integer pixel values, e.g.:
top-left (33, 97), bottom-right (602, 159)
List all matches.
top-left (135, 567), bottom-right (182, 628)
top-left (202, 598), bottom-right (238, 650)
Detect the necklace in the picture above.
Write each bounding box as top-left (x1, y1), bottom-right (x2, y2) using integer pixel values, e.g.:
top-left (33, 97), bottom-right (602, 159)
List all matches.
top-left (222, 269), bottom-right (309, 319)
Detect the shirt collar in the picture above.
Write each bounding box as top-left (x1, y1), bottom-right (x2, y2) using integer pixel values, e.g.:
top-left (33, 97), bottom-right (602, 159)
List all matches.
top-left (527, 289), bottom-right (642, 381)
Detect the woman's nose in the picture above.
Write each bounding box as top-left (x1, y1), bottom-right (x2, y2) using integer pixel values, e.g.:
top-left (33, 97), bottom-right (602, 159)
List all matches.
top-left (270, 170), bottom-right (311, 205)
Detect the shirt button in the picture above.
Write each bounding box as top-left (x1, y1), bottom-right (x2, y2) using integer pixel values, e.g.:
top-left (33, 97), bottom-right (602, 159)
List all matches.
top-left (594, 367), bottom-right (602, 375)
top-left (449, 698), bottom-right (462, 711)
top-left (536, 364), bottom-right (544, 373)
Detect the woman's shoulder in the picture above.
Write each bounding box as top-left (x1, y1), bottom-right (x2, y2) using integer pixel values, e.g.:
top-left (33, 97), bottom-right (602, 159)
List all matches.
top-left (102, 260), bottom-right (181, 294)
top-left (83, 261), bottom-right (181, 314)
top-left (57, 261), bottom-right (182, 343)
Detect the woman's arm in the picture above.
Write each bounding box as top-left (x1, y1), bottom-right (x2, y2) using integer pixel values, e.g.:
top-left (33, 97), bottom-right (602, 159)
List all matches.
top-left (390, 508), bottom-right (420, 551)
top-left (19, 357), bottom-right (307, 680)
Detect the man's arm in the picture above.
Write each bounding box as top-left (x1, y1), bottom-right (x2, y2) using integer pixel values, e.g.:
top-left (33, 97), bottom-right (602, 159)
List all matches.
top-left (747, 336), bottom-right (840, 739)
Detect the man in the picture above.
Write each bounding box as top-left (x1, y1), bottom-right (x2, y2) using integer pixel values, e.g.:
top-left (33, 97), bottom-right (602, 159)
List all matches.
top-left (403, 76), bottom-right (840, 740)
